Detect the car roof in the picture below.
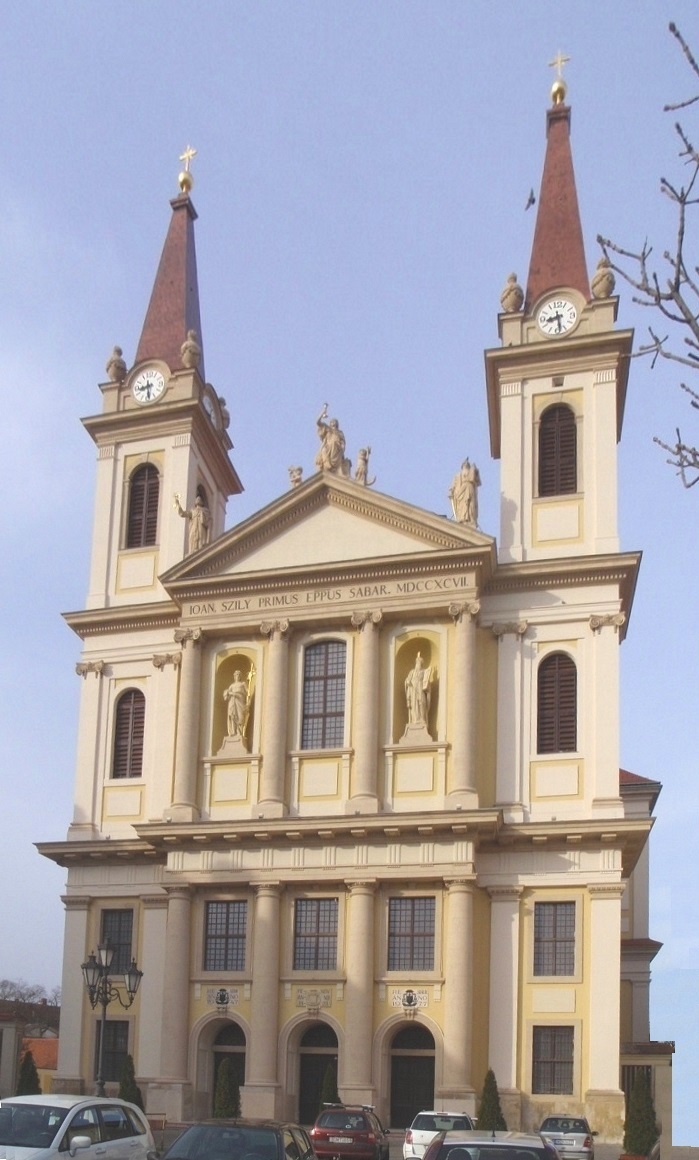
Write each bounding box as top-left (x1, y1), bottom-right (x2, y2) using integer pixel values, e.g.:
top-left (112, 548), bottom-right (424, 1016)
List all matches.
top-left (0, 1096), bottom-right (132, 1109)
top-left (440, 1132), bottom-right (547, 1146)
top-left (180, 1119), bottom-right (306, 1129)
top-left (414, 1112), bottom-right (472, 1118)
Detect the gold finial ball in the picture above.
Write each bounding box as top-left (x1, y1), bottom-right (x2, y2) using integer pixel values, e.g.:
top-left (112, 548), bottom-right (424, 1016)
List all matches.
top-left (551, 77), bottom-right (567, 106)
top-left (178, 169), bottom-right (194, 194)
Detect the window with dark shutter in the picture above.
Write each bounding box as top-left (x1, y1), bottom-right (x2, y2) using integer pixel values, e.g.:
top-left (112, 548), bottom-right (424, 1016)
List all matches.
top-left (534, 901), bottom-right (575, 975)
top-left (100, 909), bottom-right (134, 972)
top-left (126, 463), bottom-right (160, 547)
top-left (301, 641), bottom-right (346, 749)
top-left (538, 404), bottom-right (577, 496)
top-left (112, 690), bottom-right (145, 778)
top-left (537, 653), bottom-right (577, 753)
top-left (532, 1025), bottom-right (574, 1094)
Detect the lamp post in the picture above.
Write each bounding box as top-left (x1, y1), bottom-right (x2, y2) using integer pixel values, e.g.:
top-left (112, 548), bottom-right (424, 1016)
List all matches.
top-left (81, 940), bottom-right (143, 1096)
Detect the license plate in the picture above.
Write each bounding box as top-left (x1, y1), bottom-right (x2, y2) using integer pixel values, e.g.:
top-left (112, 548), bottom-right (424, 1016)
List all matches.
top-left (329, 1138), bottom-right (352, 1145)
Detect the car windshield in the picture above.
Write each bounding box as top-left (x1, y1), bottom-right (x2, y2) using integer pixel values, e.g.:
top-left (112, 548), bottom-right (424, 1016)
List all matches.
top-left (318, 1114), bottom-right (368, 1131)
top-left (415, 1118), bottom-right (472, 1132)
top-left (165, 1125), bottom-right (279, 1160)
top-left (541, 1122), bottom-right (587, 1134)
top-left (0, 1103), bottom-right (68, 1148)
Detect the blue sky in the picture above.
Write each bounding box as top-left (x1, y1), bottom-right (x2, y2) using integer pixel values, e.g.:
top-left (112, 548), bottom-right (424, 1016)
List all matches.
top-left (1, 0), bottom-right (698, 1141)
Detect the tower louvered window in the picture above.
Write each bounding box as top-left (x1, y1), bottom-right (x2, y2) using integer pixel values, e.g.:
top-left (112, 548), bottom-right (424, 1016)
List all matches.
top-left (126, 463), bottom-right (160, 547)
top-left (537, 652), bottom-right (577, 753)
top-left (112, 689), bottom-right (145, 778)
top-left (538, 404), bottom-right (577, 496)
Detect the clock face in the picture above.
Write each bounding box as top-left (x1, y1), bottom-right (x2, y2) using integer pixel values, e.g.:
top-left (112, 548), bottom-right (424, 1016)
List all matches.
top-left (202, 393), bottom-right (219, 427)
top-left (132, 368), bottom-right (166, 404)
top-left (537, 297), bottom-right (578, 336)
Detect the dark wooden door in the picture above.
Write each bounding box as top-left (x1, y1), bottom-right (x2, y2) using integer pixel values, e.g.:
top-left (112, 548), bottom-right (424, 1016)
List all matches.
top-left (299, 1053), bottom-right (337, 1125)
top-left (390, 1054), bottom-right (434, 1129)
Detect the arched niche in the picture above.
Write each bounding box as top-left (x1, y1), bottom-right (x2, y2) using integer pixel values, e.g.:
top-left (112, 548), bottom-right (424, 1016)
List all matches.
top-left (212, 650), bottom-right (257, 754)
top-left (393, 634), bottom-right (440, 743)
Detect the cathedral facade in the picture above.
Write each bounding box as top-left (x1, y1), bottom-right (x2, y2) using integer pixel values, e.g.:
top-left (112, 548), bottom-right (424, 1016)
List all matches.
top-left (39, 81), bottom-right (672, 1146)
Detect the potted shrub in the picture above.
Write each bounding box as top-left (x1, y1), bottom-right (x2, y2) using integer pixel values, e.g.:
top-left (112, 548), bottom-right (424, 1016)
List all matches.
top-left (478, 1068), bottom-right (507, 1131)
top-left (622, 1071), bottom-right (659, 1160)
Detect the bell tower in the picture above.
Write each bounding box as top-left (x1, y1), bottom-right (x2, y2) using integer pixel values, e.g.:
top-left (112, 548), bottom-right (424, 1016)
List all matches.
top-left (82, 153), bottom-right (243, 610)
top-left (485, 73), bottom-right (632, 565)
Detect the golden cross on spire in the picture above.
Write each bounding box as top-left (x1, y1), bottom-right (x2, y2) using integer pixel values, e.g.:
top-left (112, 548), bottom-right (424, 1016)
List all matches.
top-left (548, 51), bottom-right (570, 104)
top-left (179, 144), bottom-right (197, 173)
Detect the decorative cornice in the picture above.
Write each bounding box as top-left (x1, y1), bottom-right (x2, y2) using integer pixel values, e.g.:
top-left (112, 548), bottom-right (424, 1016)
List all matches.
top-left (64, 601), bottom-right (181, 640)
top-left (153, 652), bottom-right (183, 669)
top-left (588, 883), bottom-right (625, 899)
top-left (75, 660), bottom-right (106, 679)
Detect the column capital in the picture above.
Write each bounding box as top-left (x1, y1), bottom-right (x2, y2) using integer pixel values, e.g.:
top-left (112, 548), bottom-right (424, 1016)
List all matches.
top-left (444, 876), bottom-right (475, 892)
top-left (75, 660), bottom-right (106, 679)
top-left (153, 652), bottom-right (183, 670)
top-left (448, 601), bottom-right (480, 623)
top-left (351, 610), bottom-right (383, 630)
top-left (61, 895), bottom-right (92, 911)
top-left (491, 621), bottom-right (528, 639)
top-left (589, 613), bottom-right (626, 634)
top-left (345, 879), bottom-right (377, 894)
top-left (588, 882), bottom-right (625, 899)
top-left (488, 885), bottom-right (523, 901)
top-left (252, 882), bottom-right (283, 899)
top-left (174, 627), bottom-right (202, 647)
top-left (164, 885), bottom-right (193, 902)
top-left (260, 619), bottom-right (290, 639)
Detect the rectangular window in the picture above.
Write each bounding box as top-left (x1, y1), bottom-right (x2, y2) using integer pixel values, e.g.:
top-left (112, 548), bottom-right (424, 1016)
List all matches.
top-left (100, 909), bottom-right (134, 973)
top-left (95, 1020), bottom-right (128, 1083)
top-left (532, 1025), bottom-right (574, 1094)
top-left (204, 901), bottom-right (247, 972)
top-left (534, 901), bottom-right (575, 976)
top-left (387, 897), bottom-right (435, 971)
top-left (301, 641), bottom-right (346, 749)
top-left (293, 898), bottom-right (338, 970)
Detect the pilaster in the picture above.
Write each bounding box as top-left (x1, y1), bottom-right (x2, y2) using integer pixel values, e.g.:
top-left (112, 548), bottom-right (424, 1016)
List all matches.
top-left (349, 612), bottom-right (382, 812)
top-left (488, 886), bottom-right (522, 1100)
top-left (243, 884), bottom-right (282, 1116)
top-left (441, 878), bottom-right (476, 1110)
top-left (53, 896), bottom-right (91, 1092)
top-left (259, 621), bottom-right (290, 817)
top-left (447, 602), bottom-right (480, 807)
top-left (342, 880), bottom-right (377, 1103)
top-left (492, 623), bottom-right (528, 820)
top-left (166, 629), bottom-right (202, 822)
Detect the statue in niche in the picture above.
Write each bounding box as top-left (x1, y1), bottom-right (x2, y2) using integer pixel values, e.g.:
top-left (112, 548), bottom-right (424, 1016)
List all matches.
top-left (315, 403), bottom-right (351, 476)
top-left (174, 492), bottom-right (211, 553)
top-left (449, 458), bottom-right (481, 526)
top-left (219, 666), bottom-right (255, 756)
top-left (401, 652), bottom-right (435, 744)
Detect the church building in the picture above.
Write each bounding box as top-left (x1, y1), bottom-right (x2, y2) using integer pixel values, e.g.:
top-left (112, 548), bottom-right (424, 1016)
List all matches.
top-left (38, 74), bottom-right (673, 1146)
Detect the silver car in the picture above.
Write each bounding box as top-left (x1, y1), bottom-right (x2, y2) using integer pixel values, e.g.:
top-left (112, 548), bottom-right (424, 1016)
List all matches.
top-left (538, 1116), bottom-right (596, 1160)
top-left (0, 1095), bottom-right (156, 1160)
top-left (404, 1113), bottom-right (476, 1160)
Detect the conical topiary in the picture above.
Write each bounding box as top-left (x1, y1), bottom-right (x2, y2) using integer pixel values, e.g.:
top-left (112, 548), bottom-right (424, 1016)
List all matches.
top-left (319, 1060), bottom-right (339, 1112)
top-left (478, 1068), bottom-right (507, 1131)
top-left (16, 1050), bottom-right (41, 1095)
top-left (118, 1053), bottom-right (144, 1110)
top-left (214, 1057), bottom-right (241, 1118)
top-left (623, 1070), bottom-right (659, 1157)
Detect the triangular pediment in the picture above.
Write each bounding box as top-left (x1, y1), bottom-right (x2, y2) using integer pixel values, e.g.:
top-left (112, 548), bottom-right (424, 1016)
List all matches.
top-left (162, 473), bottom-right (493, 587)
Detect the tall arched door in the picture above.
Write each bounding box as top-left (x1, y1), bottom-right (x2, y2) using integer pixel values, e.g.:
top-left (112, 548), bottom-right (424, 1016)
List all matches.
top-left (298, 1023), bottom-right (338, 1125)
top-left (212, 1021), bottom-right (246, 1114)
top-left (390, 1024), bottom-right (435, 1129)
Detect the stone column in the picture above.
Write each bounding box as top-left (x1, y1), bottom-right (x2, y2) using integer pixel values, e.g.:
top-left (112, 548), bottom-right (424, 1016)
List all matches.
top-left (448, 603), bottom-right (480, 807)
top-left (350, 612), bottom-right (382, 812)
top-left (442, 878), bottom-right (476, 1108)
top-left (136, 895), bottom-right (168, 1078)
top-left (168, 628), bottom-right (203, 822)
top-left (53, 896), bottom-right (91, 1092)
top-left (342, 881), bottom-right (376, 1103)
top-left (243, 884), bottom-right (282, 1117)
top-left (259, 621), bottom-right (290, 818)
top-left (488, 886), bottom-right (522, 1122)
top-left (586, 884), bottom-right (625, 1121)
top-left (160, 887), bottom-right (192, 1079)
top-left (492, 622), bottom-right (528, 822)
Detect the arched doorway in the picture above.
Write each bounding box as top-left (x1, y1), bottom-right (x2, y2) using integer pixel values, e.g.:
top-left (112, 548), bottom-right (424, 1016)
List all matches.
top-left (390, 1024), bottom-right (435, 1129)
top-left (212, 1021), bottom-right (246, 1114)
top-left (298, 1022), bottom-right (338, 1125)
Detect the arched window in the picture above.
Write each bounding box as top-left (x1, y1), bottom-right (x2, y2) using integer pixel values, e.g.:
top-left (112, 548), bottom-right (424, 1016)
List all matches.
top-left (537, 653), bottom-right (577, 753)
top-left (112, 689), bottom-right (145, 778)
top-left (538, 404), bottom-right (577, 496)
top-left (126, 463), bottom-right (159, 547)
top-left (301, 641), bottom-right (346, 749)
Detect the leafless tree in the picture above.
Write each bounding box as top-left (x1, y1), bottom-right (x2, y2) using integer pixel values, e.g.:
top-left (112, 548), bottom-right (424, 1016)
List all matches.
top-left (597, 22), bottom-right (699, 488)
top-left (0, 979), bottom-right (61, 1034)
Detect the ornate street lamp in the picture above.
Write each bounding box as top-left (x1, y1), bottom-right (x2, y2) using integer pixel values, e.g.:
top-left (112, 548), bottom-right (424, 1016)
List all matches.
top-left (81, 940), bottom-right (143, 1096)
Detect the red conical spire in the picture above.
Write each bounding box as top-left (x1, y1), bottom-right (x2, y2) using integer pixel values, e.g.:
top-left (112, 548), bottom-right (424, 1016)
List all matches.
top-left (135, 190), bottom-right (205, 378)
top-left (525, 97), bottom-right (590, 312)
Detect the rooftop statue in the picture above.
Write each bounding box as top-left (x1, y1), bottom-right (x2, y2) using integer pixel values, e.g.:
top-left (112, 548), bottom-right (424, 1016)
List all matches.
top-left (315, 403), bottom-right (352, 476)
top-left (449, 458), bottom-right (481, 526)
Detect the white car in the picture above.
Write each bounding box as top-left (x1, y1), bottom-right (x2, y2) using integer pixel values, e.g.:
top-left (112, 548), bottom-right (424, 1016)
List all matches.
top-left (403, 1112), bottom-right (476, 1160)
top-left (0, 1095), bottom-right (156, 1160)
